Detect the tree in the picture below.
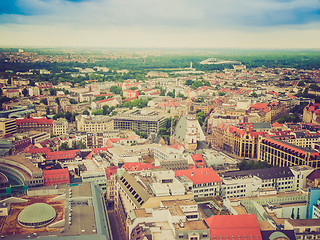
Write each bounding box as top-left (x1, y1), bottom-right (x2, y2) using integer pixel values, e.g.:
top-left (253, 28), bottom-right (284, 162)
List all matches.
top-left (22, 88), bottom-right (29, 97)
top-left (250, 92), bottom-right (258, 98)
top-left (92, 109), bottom-right (103, 115)
top-left (69, 99), bottom-right (78, 104)
top-left (297, 81), bottom-right (305, 86)
top-left (40, 98), bottom-right (48, 105)
top-left (83, 110), bottom-right (89, 115)
top-left (50, 88), bottom-right (56, 96)
top-left (65, 111), bottom-right (72, 122)
top-left (191, 81), bottom-right (204, 90)
top-left (53, 112), bottom-right (65, 120)
top-left (59, 142), bottom-right (71, 151)
top-left (76, 140), bottom-right (86, 149)
top-left (177, 93), bottom-right (187, 100)
top-left (46, 107), bottom-right (50, 115)
top-left (196, 110), bottom-right (206, 126)
top-left (185, 79), bottom-right (193, 86)
top-left (218, 92), bottom-right (226, 96)
top-left (110, 85), bottom-right (123, 95)
top-left (94, 96), bottom-right (106, 102)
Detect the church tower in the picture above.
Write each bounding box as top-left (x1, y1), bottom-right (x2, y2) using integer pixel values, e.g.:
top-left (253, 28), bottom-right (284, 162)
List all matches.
top-left (185, 114), bottom-right (198, 151)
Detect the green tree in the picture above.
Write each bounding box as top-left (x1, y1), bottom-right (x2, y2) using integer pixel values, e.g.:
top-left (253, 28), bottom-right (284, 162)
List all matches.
top-left (218, 92), bottom-right (226, 96)
top-left (185, 79), bottom-right (193, 86)
top-left (76, 140), bottom-right (86, 149)
top-left (65, 111), bottom-right (72, 122)
top-left (297, 81), bottom-right (306, 86)
top-left (83, 109), bottom-right (90, 115)
top-left (94, 96), bottom-right (106, 102)
top-left (22, 88), bottom-right (29, 97)
top-left (40, 98), bottom-right (48, 105)
top-left (177, 93), bottom-right (187, 100)
top-left (250, 92), bottom-right (258, 98)
top-left (59, 142), bottom-right (71, 151)
top-left (53, 112), bottom-right (65, 120)
top-left (50, 88), bottom-right (56, 96)
top-left (196, 110), bottom-right (206, 126)
top-left (92, 109), bottom-right (103, 115)
top-left (110, 85), bottom-right (123, 95)
top-left (191, 81), bottom-right (204, 90)
top-left (69, 99), bottom-right (78, 104)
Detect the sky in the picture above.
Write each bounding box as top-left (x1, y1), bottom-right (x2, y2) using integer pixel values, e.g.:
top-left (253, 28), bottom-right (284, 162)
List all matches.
top-left (0, 0), bottom-right (320, 49)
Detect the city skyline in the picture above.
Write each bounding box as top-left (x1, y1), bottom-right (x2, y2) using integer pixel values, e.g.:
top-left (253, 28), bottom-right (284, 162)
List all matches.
top-left (0, 0), bottom-right (320, 49)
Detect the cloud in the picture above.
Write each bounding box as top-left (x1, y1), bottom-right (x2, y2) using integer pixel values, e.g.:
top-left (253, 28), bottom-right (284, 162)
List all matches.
top-left (1, 0), bottom-right (319, 28)
top-left (0, 0), bottom-right (320, 48)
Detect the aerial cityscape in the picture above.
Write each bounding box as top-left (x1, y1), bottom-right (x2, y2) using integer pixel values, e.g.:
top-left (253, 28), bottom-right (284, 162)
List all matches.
top-left (1, 1), bottom-right (320, 240)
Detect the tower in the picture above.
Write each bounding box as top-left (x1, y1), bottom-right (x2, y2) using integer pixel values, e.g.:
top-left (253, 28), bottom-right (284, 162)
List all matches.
top-left (185, 113), bottom-right (198, 151)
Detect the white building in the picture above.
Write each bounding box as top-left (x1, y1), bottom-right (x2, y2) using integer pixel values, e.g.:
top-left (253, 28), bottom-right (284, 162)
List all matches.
top-left (53, 118), bottom-right (68, 136)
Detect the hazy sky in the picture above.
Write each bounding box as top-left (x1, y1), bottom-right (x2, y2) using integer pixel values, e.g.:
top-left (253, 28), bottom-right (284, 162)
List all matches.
top-left (0, 0), bottom-right (320, 49)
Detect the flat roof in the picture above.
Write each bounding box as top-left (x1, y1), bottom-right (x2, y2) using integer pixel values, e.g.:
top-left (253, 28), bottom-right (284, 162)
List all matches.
top-left (2, 155), bottom-right (42, 174)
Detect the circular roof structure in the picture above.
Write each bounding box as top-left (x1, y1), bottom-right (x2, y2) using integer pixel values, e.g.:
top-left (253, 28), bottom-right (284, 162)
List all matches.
top-left (18, 203), bottom-right (56, 228)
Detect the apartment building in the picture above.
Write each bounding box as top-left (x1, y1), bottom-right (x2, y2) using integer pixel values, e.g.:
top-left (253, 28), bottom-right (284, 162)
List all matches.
top-left (52, 118), bottom-right (68, 136)
top-left (129, 200), bottom-right (210, 240)
top-left (0, 118), bottom-right (17, 137)
top-left (154, 144), bottom-right (185, 166)
top-left (258, 137), bottom-right (320, 169)
top-left (16, 117), bottom-right (53, 134)
top-left (75, 115), bottom-right (114, 132)
top-left (175, 168), bottom-right (222, 198)
top-left (284, 219), bottom-right (320, 240)
top-left (220, 167), bottom-right (295, 197)
top-left (113, 109), bottom-right (166, 135)
top-left (115, 169), bottom-right (194, 239)
top-left (106, 144), bottom-right (157, 166)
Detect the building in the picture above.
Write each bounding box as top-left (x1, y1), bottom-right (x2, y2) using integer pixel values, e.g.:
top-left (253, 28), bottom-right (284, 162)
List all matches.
top-left (0, 118), bottom-right (17, 137)
top-left (171, 113), bottom-right (205, 151)
top-left (0, 155), bottom-right (44, 190)
top-left (154, 144), bottom-right (185, 166)
top-left (53, 118), bottom-right (68, 136)
top-left (115, 169), bottom-right (194, 239)
top-left (16, 117), bottom-right (53, 134)
top-left (106, 144), bottom-right (156, 166)
top-left (175, 168), bottom-right (222, 198)
top-left (258, 137), bottom-right (320, 169)
top-left (303, 103), bottom-right (320, 124)
top-left (76, 115), bottom-right (114, 132)
top-left (210, 122), bottom-right (265, 159)
top-left (123, 90), bottom-right (139, 99)
top-left (43, 168), bottom-right (70, 186)
top-left (113, 110), bottom-right (166, 135)
top-left (220, 167), bottom-right (295, 198)
top-left (284, 219), bottom-right (320, 240)
top-left (205, 214), bottom-right (262, 240)
top-left (129, 200), bottom-right (210, 240)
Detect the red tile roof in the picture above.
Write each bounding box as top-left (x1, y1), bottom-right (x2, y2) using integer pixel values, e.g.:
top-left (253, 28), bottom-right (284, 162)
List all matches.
top-left (122, 162), bottom-right (155, 172)
top-left (16, 117), bottom-right (53, 125)
top-left (205, 214), bottom-right (262, 240)
top-left (250, 103), bottom-right (268, 110)
top-left (45, 149), bottom-right (80, 160)
top-left (191, 154), bottom-right (206, 167)
top-left (175, 168), bottom-right (221, 184)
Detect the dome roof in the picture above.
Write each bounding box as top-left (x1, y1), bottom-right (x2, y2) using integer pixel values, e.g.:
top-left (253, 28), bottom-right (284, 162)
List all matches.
top-left (18, 203), bottom-right (56, 227)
